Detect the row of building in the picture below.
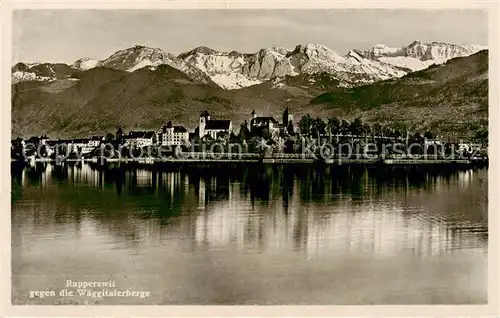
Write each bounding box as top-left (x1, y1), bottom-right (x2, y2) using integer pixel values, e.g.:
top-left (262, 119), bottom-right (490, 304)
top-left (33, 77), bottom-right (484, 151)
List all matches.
top-left (15, 108), bottom-right (295, 155)
top-left (117, 107), bottom-right (294, 147)
top-left (16, 106), bottom-right (482, 157)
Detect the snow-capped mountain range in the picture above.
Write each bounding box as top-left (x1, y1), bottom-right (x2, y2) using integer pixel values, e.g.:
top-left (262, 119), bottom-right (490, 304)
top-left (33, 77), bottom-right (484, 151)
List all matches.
top-left (363, 41), bottom-right (486, 72)
top-left (177, 44), bottom-right (410, 89)
top-left (12, 41), bottom-right (486, 89)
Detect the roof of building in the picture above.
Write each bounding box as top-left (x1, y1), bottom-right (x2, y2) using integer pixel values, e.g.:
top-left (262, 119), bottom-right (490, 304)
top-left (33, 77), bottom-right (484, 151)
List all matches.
top-left (205, 120), bottom-right (231, 130)
top-left (126, 131), bottom-right (156, 139)
top-left (72, 138), bottom-right (91, 144)
top-left (251, 117), bottom-right (279, 125)
top-left (162, 122), bottom-right (187, 133)
top-left (44, 140), bottom-right (60, 146)
top-left (200, 110), bottom-right (210, 117)
top-left (174, 126), bottom-right (187, 133)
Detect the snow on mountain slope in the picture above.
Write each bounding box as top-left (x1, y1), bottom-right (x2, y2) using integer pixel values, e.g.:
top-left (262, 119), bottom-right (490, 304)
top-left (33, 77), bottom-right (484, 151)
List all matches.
top-left (178, 47), bottom-right (249, 89)
top-left (98, 45), bottom-right (213, 84)
top-left (127, 59), bottom-right (156, 72)
top-left (178, 43), bottom-right (407, 89)
top-left (291, 45), bottom-right (407, 85)
top-left (376, 56), bottom-right (434, 72)
top-left (72, 57), bottom-right (99, 70)
top-left (364, 44), bottom-right (399, 59)
top-left (363, 41), bottom-right (486, 71)
top-left (11, 62), bottom-right (76, 83)
top-left (12, 71), bottom-right (52, 83)
top-left (211, 73), bottom-right (263, 89)
top-left (178, 46), bottom-right (293, 89)
top-left (99, 45), bottom-right (169, 71)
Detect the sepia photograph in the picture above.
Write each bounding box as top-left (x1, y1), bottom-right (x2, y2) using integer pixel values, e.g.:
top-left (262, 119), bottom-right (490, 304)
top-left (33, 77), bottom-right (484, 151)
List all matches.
top-left (4, 4), bottom-right (496, 313)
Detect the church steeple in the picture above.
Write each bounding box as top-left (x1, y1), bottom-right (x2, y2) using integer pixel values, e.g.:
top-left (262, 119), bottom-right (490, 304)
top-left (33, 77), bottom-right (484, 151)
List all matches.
top-left (201, 110), bottom-right (210, 120)
top-left (283, 106), bottom-right (294, 134)
top-left (282, 107), bottom-right (289, 126)
top-left (116, 126), bottom-right (124, 141)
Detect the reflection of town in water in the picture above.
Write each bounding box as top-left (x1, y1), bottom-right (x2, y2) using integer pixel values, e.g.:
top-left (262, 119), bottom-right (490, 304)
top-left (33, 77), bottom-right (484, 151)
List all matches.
top-left (12, 162), bottom-right (488, 260)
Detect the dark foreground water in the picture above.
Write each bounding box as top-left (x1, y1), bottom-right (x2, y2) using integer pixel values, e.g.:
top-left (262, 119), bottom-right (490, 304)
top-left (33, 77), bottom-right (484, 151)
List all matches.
top-left (11, 162), bottom-right (488, 305)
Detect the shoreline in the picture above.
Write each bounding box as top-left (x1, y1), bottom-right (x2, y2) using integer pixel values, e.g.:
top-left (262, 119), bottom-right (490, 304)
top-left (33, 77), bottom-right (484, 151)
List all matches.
top-left (11, 156), bottom-right (487, 166)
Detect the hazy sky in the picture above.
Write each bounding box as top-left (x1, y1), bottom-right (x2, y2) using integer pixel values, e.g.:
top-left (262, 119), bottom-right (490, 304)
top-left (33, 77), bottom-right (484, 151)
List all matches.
top-left (13, 9), bottom-right (488, 64)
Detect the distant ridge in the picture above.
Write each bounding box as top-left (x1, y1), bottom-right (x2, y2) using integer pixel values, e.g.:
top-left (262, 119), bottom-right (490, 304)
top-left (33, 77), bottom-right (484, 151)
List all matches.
top-left (12, 40), bottom-right (486, 89)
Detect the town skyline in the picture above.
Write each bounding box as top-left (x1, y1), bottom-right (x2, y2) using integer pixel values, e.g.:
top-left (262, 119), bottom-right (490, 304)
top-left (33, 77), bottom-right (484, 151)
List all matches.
top-left (13, 9), bottom-right (488, 64)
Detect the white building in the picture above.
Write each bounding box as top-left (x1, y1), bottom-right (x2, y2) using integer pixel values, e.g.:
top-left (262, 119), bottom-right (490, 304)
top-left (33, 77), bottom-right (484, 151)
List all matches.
top-left (69, 139), bottom-right (90, 154)
top-left (124, 131), bottom-right (157, 148)
top-left (160, 121), bottom-right (189, 146)
top-left (36, 138), bottom-right (91, 156)
top-left (88, 136), bottom-right (104, 148)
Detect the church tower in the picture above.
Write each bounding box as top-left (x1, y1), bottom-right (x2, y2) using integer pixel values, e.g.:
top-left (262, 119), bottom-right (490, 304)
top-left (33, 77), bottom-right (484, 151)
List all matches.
top-left (116, 126), bottom-right (124, 141)
top-left (199, 110), bottom-right (210, 138)
top-left (283, 107), bottom-right (294, 134)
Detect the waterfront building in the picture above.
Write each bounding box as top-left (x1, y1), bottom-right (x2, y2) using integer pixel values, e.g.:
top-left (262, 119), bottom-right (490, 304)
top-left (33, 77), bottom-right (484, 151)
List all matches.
top-left (124, 131), bottom-right (157, 148)
top-left (249, 110), bottom-right (280, 138)
top-left (159, 121), bottom-right (189, 146)
top-left (88, 136), bottom-right (104, 148)
top-left (248, 107), bottom-right (295, 138)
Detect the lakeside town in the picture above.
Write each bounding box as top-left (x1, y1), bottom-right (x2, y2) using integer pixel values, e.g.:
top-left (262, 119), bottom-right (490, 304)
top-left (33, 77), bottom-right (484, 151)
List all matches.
top-left (11, 107), bottom-right (488, 165)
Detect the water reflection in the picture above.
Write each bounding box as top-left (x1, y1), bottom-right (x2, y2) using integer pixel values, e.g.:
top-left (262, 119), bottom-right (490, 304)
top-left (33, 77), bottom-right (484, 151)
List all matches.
top-left (12, 162), bottom-right (488, 260)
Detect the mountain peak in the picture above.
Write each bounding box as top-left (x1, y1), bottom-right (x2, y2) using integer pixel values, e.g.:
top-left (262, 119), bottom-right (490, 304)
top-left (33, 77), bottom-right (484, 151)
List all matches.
top-left (289, 43), bottom-right (340, 59)
top-left (116, 45), bottom-right (166, 55)
top-left (99, 45), bottom-right (173, 72)
top-left (373, 43), bottom-right (392, 49)
top-left (193, 46), bottom-right (219, 55)
top-left (261, 46), bottom-right (288, 55)
top-left (294, 43), bottom-right (329, 52)
top-left (177, 46), bottom-right (219, 59)
top-left (72, 57), bottom-right (99, 70)
top-left (75, 57), bottom-right (96, 61)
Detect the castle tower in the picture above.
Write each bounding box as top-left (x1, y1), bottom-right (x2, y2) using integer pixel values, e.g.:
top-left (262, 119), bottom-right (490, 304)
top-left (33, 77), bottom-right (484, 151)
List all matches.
top-left (166, 121), bottom-right (174, 134)
top-left (282, 107), bottom-right (289, 126)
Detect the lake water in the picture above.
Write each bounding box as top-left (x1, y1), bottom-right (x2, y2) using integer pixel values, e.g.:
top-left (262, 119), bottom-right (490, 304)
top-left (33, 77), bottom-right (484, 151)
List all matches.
top-left (11, 162), bottom-right (488, 305)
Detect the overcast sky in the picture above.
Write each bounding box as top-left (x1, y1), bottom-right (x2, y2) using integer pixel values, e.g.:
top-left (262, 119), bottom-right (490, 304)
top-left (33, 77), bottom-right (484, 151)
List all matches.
top-left (13, 9), bottom-right (488, 64)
